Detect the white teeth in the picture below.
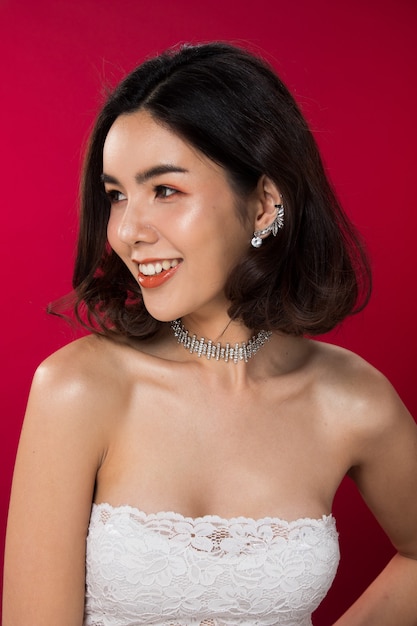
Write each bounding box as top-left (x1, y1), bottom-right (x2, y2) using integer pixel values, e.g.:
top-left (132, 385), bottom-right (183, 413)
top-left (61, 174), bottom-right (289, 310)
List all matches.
top-left (139, 259), bottom-right (180, 276)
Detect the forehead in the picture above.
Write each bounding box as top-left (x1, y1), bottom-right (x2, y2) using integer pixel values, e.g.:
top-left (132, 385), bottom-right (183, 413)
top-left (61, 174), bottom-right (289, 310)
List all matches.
top-left (103, 109), bottom-right (209, 171)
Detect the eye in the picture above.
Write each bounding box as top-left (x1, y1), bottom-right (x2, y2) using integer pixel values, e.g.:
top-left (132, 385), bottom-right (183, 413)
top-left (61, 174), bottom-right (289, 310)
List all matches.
top-left (106, 189), bottom-right (127, 204)
top-left (154, 185), bottom-right (178, 199)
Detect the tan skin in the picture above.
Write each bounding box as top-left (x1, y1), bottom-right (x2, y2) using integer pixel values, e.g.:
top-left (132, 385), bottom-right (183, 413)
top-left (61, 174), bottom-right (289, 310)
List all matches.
top-left (3, 110), bottom-right (417, 625)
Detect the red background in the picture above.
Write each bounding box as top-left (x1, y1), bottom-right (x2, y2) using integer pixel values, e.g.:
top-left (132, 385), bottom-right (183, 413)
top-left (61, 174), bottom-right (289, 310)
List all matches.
top-left (1, 0), bottom-right (416, 622)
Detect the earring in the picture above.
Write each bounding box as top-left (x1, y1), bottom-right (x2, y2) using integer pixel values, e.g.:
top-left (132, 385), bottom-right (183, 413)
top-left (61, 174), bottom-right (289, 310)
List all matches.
top-left (251, 203), bottom-right (284, 248)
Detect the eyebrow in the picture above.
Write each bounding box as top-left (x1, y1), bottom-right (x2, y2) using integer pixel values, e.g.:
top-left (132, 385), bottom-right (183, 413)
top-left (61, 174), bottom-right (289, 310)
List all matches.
top-left (101, 164), bottom-right (189, 186)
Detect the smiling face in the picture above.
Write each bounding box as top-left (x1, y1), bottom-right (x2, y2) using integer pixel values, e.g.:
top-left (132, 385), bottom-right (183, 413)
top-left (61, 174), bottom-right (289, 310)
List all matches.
top-left (103, 109), bottom-right (257, 325)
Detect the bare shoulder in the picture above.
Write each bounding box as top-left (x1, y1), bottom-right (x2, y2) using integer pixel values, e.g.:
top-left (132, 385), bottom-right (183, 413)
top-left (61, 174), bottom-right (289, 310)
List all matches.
top-left (25, 333), bottom-right (134, 443)
top-left (313, 341), bottom-right (409, 432)
top-left (308, 341), bottom-right (417, 555)
top-left (33, 333), bottom-right (128, 401)
top-left (309, 339), bottom-right (415, 451)
top-left (12, 335), bottom-right (130, 518)
top-left (34, 333), bottom-right (119, 386)
top-left (4, 336), bottom-right (128, 624)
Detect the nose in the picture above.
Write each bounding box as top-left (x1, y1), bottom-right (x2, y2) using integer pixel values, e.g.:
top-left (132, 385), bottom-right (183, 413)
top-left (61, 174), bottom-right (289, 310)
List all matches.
top-left (116, 201), bottom-right (159, 247)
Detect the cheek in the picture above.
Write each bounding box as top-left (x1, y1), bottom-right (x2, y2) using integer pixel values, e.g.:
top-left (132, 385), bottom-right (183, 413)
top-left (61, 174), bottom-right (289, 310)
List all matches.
top-left (106, 213), bottom-right (121, 251)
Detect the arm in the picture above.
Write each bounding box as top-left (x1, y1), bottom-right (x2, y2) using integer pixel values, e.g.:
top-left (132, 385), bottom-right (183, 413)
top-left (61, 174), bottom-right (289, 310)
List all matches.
top-left (334, 377), bottom-right (417, 625)
top-left (2, 342), bottom-right (108, 626)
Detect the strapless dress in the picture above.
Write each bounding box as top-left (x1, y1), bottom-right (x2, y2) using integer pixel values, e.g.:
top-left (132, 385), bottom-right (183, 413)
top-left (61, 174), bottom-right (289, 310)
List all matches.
top-left (83, 503), bottom-right (340, 626)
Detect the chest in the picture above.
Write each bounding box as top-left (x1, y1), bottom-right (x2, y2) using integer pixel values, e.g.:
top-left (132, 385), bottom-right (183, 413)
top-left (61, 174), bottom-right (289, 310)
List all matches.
top-left (96, 372), bottom-right (349, 518)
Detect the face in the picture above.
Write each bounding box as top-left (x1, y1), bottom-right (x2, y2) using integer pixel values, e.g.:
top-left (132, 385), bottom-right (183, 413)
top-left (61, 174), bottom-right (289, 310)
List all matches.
top-left (103, 109), bottom-right (255, 323)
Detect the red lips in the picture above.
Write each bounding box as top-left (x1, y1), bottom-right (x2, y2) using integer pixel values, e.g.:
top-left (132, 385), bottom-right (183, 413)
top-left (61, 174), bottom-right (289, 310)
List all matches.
top-left (137, 261), bottom-right (182, 289)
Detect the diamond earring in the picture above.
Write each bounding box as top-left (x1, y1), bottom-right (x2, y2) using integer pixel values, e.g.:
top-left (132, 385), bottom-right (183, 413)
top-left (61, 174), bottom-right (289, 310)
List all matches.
top-left (251, 203), bottom-right (285, 248)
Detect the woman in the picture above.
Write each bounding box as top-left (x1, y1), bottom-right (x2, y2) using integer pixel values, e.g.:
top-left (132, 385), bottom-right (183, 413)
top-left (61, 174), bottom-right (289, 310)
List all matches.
top-left (3, 42), bottom-right (417, 626)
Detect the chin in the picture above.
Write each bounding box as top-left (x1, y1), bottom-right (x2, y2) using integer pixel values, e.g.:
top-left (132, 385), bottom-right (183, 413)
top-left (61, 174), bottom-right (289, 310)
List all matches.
top-left (149, 313), bottom-right (177, 323)
top-left (142, 303), bottom-right (179, 324)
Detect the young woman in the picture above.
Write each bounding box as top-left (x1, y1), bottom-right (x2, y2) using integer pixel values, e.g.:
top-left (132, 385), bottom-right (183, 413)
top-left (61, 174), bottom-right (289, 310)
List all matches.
top-left (3, 42), bottom-right (417, 626)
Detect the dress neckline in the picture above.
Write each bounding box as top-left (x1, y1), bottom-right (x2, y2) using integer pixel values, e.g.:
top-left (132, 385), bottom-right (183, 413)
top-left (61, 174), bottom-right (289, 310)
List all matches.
top-left (92, 501), bottom-right (335, 527)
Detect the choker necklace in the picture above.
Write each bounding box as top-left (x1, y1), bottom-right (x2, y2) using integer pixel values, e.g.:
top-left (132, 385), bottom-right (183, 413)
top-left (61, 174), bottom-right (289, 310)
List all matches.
top-left (171, 319), bottom-right (272, 364)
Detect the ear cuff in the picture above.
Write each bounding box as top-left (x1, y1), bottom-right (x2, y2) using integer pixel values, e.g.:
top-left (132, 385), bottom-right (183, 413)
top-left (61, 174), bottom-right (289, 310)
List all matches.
top-left (251, 203), bottom-right (284, 248)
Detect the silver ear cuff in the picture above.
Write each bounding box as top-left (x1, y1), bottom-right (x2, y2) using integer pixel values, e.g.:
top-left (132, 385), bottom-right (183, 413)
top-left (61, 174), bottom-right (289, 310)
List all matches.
top-left (251, 203), bottom-right (284, 248)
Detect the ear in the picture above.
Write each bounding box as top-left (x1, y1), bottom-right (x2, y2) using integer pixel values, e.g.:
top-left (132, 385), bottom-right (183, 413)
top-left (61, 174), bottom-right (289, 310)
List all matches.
top-left (252, 175), bottom-right (283, 233)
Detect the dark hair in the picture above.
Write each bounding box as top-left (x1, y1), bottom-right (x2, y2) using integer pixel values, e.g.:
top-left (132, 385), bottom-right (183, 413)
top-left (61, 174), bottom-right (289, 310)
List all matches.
top-left (69, 41), bottom-right (371, 338)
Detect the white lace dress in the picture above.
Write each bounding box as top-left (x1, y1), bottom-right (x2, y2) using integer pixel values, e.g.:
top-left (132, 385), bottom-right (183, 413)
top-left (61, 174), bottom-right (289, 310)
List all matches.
top-left (83, 503), bottom-right (340, 626)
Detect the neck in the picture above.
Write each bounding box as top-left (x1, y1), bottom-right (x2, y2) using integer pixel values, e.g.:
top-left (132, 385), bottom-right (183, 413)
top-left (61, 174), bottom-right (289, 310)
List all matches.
top-left (179, 314), bottom-right (253, 345)
top-left (171, 318), bottom-right (272, 365)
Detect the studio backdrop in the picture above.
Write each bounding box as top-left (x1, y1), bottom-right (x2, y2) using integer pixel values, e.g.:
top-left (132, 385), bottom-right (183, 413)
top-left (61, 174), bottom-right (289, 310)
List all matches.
top-left (1, 1), bottom-right (416, 623)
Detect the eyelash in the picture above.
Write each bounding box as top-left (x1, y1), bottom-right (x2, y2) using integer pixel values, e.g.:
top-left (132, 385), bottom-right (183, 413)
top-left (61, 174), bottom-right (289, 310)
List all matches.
top-left (106, 190), bottom-right (126, 204)
top-left (105, 185), bottom-right (178, 204)
top-left (154, 185), bottom-right (178, 199)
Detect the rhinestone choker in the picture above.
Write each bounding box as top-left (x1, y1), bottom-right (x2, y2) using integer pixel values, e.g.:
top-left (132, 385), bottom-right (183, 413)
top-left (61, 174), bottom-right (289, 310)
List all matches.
top-left (171, 319), bottom-right (272, 364)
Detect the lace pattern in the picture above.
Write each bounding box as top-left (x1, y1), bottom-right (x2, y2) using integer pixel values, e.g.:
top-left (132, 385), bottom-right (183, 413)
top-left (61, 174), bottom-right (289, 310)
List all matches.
top-left (84, 503), bottom-right (340, 626)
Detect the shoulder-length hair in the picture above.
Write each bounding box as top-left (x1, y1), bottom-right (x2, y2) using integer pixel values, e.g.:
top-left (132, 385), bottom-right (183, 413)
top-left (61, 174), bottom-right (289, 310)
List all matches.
top-left (69, 41), bottom-right (371, 338)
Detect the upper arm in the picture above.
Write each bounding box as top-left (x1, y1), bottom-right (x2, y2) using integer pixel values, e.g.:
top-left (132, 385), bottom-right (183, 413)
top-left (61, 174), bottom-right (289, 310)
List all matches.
top-left (3, 347), bottom-right (109, 626)
top-left (348, 375), bottom-right (417, 558)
